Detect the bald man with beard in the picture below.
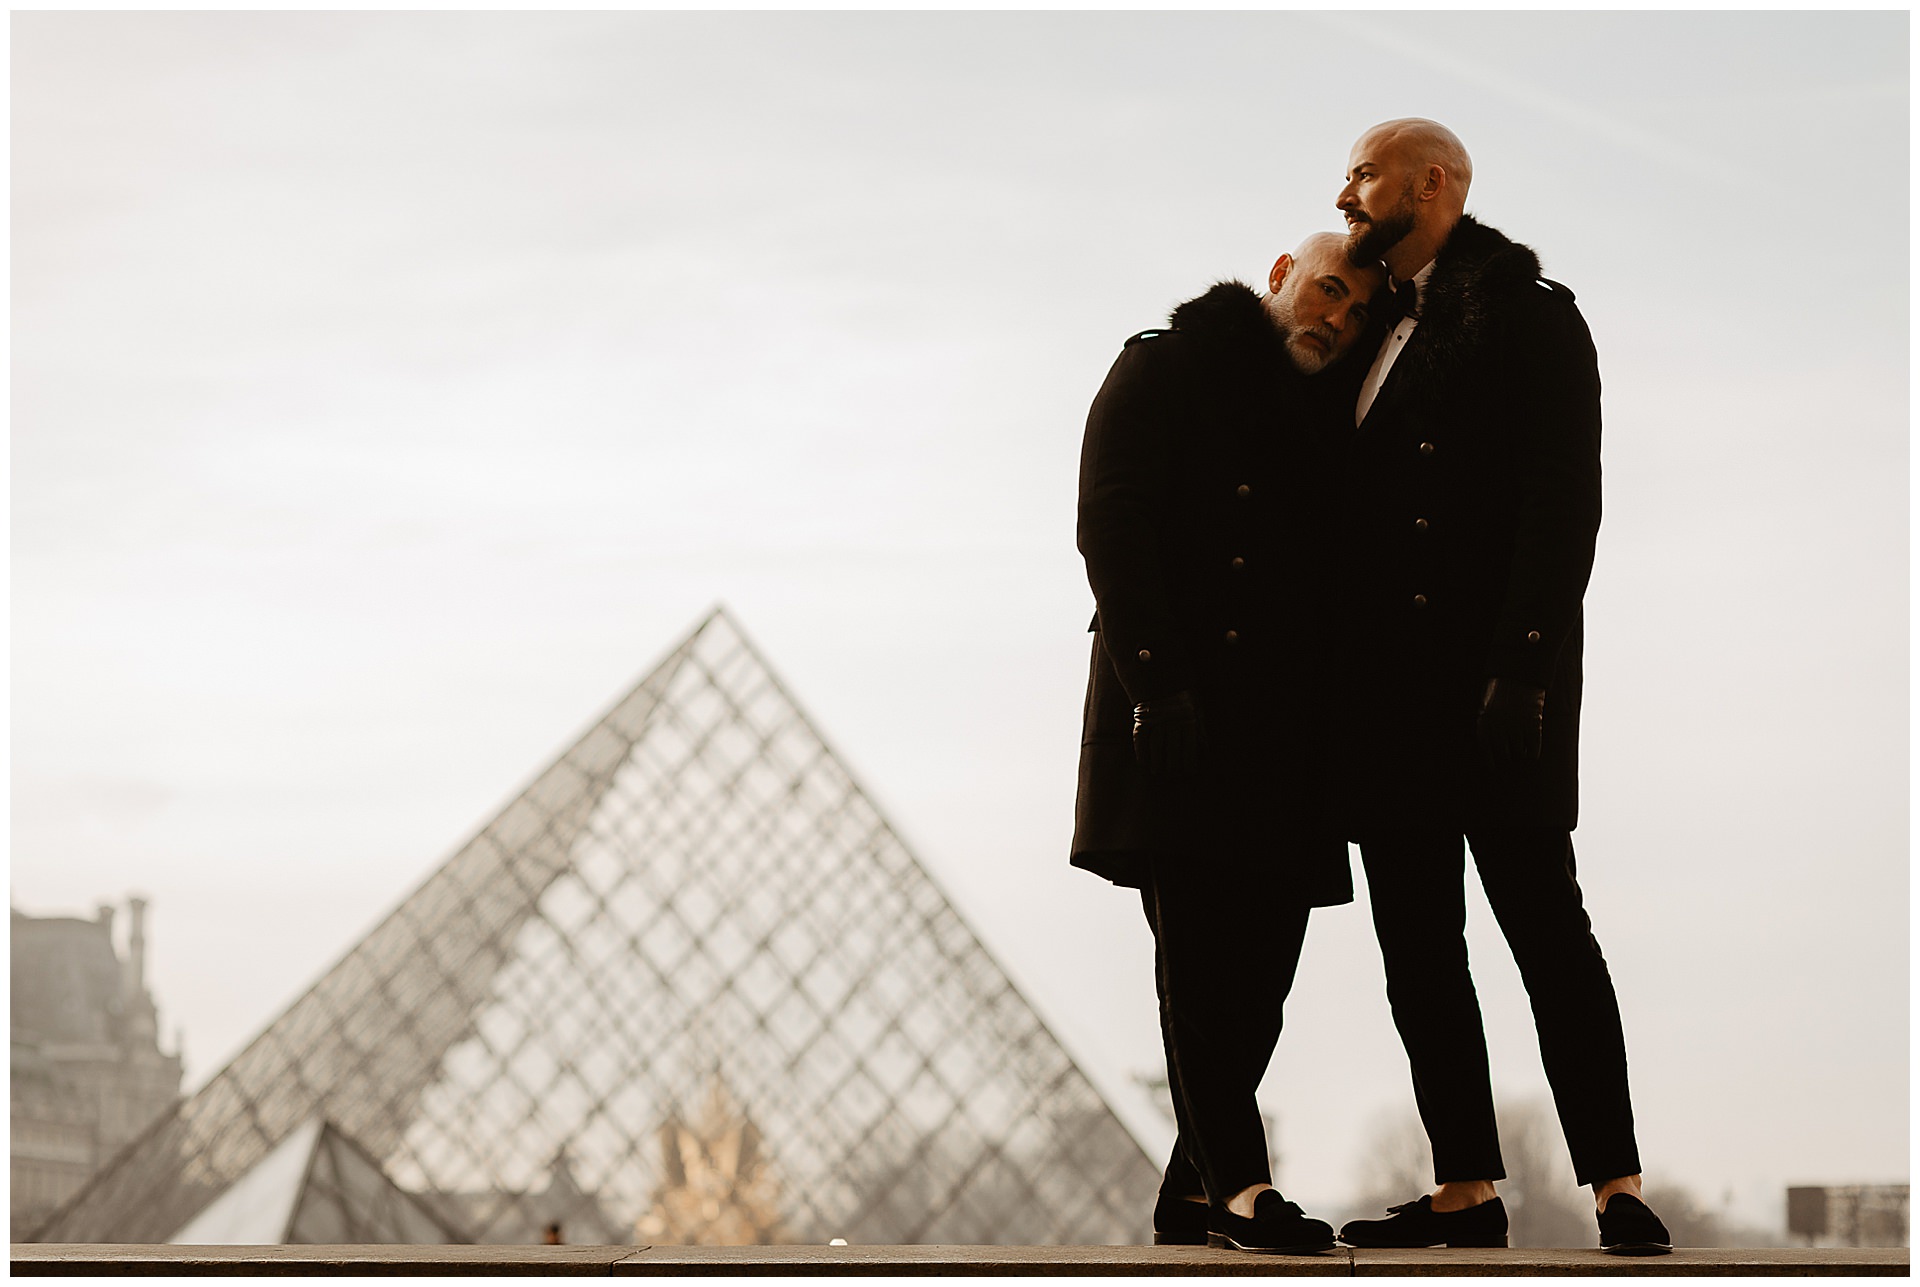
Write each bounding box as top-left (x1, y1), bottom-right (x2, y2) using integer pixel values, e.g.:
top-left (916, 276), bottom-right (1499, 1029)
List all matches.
top-left (1325, 118), bottom-right (1672, 1256)
top-left (1072, 234), bottom-right (1383, 1254)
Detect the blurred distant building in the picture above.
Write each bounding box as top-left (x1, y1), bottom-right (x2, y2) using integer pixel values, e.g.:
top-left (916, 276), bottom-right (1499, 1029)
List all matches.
top-left (11, 897), bottom-right (185, 1237)
top-left (1787, 1184), bottom-right (1909, 1248)
top-left (637, 1074), bottom-right (784, 1245)
top-left (30, 609), bottom-right (1157, 1246)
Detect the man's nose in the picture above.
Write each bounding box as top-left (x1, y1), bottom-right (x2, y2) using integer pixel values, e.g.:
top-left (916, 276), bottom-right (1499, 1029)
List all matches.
top-left (1336, 181), bottom-right (1358, 209)
top-left (1327, 302), bottom-right (1353, 333)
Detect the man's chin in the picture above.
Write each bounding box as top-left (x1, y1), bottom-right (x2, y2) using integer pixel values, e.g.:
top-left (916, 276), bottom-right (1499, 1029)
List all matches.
top-left (1351, 211), bottom-right (1413, 263)
top-left (1287, 339), bottom-right (1333, 375)
top-left (1349, 225), bottom-right (1392, 262)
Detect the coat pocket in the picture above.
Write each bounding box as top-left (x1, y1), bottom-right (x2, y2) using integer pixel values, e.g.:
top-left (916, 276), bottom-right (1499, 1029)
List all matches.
top-left (1082, 633), bottom-right (1134, 745)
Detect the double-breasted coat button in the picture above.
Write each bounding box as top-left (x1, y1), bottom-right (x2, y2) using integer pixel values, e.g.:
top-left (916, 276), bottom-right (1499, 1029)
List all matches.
top-left (1223, 630), bottom-right (1239, 643)
top-left (1419, 441), bottom-right (1436, 456)
top-left (1526, 630), bottom-right (1541, 643)
top-left (1414, 517), bottom-right (1430, 531)
top-left (1138, 649), bottom-right (1152, 661)
top-left (1230, 556), bottom-right (1245, 570)
top-left (1412, 594), bottom-right (1428, 608)
top-left (1236, 484), bottom-right (1252, 498)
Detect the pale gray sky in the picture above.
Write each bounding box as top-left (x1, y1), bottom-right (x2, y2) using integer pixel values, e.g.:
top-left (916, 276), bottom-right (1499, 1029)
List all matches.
top-left (12, 11), bottom-right (1908, 1230)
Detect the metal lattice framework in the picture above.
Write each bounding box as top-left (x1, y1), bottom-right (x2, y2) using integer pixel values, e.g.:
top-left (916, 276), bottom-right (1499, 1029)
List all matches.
top-left (36, 607), bottom-right (1156, 1245)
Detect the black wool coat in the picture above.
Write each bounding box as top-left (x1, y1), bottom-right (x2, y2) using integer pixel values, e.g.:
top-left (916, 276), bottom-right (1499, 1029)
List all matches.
top-left (1327, 215), bottom-right (1603, 833)
top-left (1070, 281), bottom-right (1353, 905)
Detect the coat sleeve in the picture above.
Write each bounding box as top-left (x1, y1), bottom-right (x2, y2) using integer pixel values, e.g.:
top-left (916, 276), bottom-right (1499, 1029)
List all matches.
top-left (1484, 281), bottom-right (1603, 689)
top-left (1077, 335), bottom-right (1193, 704)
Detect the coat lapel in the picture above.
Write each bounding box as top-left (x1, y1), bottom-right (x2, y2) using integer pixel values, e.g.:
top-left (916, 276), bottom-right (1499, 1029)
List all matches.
top-left (1353, 328), bottom-right (1423, 439)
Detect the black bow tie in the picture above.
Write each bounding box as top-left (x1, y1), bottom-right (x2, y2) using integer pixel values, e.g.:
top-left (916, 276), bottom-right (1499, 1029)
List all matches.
top-left (1384, 277), bottom-right (1420, 323)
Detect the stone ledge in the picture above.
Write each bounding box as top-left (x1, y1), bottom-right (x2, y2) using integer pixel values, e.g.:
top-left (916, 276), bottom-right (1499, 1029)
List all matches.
top-left (615, 1244), bottom-right (1347, 1276)
top-left (11, 1243), bottom-right (1910, 1276)
top-left (10, 1245), bottom-right (633, 1276)
top-left (1337, 1247), bottom-right (1909, 1278)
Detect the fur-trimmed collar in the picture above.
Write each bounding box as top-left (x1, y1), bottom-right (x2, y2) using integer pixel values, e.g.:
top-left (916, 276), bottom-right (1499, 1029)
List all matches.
top-left (1409, 214), bottom-right (1542, 377)
top-left (1168, 279), bottom-right (1285, 354)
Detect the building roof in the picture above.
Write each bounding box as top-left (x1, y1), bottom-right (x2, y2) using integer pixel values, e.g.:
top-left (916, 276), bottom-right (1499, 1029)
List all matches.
top-left (10, 912), bottom-right (122, 1046)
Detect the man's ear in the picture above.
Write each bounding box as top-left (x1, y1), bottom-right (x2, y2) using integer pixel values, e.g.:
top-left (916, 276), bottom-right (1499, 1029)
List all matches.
top-left (1419, 164), bottom-right (1447, 201)
top-left (1269, 253), bottom-right (1294, 294)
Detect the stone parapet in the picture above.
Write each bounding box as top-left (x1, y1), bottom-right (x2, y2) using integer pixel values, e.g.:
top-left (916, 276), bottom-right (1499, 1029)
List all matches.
top-left (12, 1243), bottom-right (1911, 1276)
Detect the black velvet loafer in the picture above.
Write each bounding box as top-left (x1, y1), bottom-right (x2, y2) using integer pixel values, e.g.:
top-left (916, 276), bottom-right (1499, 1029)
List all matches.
top-left (1339, 1194), bottom-right (1510, 1248)
top-left (1152, 1193), bottom-right (1208, 1246)
top-left (1206, 1189), bottom-right (1336, 1254)
top-left (1598, 1193), bottom-right (1672, 1255)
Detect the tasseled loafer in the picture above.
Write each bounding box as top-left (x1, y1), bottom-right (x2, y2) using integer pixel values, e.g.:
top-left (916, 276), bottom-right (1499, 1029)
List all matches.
top-left (1207, 1189), bottom-right (1337, 1254)
top-left (1598, 1193), bottom-right (1672, 1255)
top-left (1339, 1194), bottom-right (1510, 1248)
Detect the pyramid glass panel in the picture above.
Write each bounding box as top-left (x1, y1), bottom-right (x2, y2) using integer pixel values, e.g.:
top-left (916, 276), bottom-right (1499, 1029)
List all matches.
top-left (33, 609), bottom-right (1157, 1245)
top-left (165, 1117), bottom-right (470, 1246)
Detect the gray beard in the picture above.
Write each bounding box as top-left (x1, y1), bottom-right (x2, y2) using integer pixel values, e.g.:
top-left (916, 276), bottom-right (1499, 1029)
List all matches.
top-left (1266, 297), bottom-right (1335, 375)
top-left (1284, 333), bottom-right (1333, 375)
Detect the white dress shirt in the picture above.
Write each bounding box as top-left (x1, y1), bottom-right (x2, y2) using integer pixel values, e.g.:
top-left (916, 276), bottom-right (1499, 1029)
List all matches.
top-left (1355, 260), bottom-right (1434, 427)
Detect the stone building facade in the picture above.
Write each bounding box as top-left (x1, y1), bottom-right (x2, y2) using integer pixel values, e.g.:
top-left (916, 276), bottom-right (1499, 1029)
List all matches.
top-left (11, 898), bottom-right (185, 1237)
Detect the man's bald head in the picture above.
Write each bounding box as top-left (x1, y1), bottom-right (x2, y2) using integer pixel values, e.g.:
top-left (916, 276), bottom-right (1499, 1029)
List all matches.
top-left (1354, 118), bottom-right (1472, 201)
top-left (1337, 119), bottom-right (1472, 273)
top-left (1264, 232), bottom-right (1387, 375)
top-left (1291, 231), bottom-right (1369, 278)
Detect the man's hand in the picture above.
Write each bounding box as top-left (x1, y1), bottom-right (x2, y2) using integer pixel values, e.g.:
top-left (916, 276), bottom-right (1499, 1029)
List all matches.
top-left (1477, 678), bottom-right (1546, 765)
top-left (1133, 691), bottom-right (1204, 777)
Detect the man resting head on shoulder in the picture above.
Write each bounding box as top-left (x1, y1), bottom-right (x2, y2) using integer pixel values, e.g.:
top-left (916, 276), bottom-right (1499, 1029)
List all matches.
top-left (1071, 231), bottom-right (1383, 1255)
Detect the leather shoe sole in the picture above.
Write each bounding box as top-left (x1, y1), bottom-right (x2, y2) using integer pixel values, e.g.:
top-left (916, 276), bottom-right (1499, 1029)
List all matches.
top-left (1207, 1231), bottom-right (1337, 1255)
top-left (1601, 1240), bottom-right (1673, 1256)
top-left (1340, 1236), bottom-right (1510, 1248)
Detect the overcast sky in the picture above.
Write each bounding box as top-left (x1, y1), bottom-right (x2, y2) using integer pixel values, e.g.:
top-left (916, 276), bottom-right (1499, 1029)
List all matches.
top-left (11, 11), bottom-right (1908, 1230)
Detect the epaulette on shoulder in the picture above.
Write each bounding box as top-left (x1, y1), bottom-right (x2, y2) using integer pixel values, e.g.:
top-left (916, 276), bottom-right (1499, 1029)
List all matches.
top-left (1124, 328), bottom-right (1174, 348)
top-left (1533, 277), bottom-right (1576, 303)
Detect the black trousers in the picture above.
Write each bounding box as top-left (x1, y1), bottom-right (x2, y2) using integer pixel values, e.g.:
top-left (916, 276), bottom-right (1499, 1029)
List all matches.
top-left (1358, 829), bottom-right (1642, 1187)
top-left (1140, 849), bottom-right (1312, 1206)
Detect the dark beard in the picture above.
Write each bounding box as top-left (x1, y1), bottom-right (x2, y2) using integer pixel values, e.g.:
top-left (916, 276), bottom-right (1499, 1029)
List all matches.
top-left (1348, 204), bottom-right (1415, 262)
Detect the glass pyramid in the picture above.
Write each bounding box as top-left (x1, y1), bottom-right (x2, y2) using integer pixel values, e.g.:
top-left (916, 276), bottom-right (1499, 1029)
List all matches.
top-left (36, 608), bottom-right (1157, 1245)
top-left (167, 1117), bottom-right (468, 1245)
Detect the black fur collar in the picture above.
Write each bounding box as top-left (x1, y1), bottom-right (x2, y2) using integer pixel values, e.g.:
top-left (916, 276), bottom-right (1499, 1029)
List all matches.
top-left (1168, 279), bottom-right (1284, 353)
top-left (1409, 214), bottom-right (1542, 378)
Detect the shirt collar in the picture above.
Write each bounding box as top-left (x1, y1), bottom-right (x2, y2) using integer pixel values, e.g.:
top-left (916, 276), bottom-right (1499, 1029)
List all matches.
top-left (1396, 260), bottom-right (1435, 319)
